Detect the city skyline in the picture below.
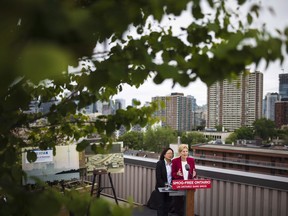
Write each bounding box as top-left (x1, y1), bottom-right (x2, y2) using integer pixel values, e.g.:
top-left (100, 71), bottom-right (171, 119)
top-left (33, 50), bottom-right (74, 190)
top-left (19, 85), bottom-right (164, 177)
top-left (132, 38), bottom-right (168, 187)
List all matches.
top-left (114, 0), bottom-right (288, 106)
top-left (114, 69), bottom-right (287, 107)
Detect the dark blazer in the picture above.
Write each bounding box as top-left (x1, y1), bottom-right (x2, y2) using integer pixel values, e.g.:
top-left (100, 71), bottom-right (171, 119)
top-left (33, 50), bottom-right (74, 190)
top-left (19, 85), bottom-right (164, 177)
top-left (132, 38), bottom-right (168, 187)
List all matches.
top-left (172, 156), bottom-right (196, 180)
top-left (155, 160), bottom-right (168, 189)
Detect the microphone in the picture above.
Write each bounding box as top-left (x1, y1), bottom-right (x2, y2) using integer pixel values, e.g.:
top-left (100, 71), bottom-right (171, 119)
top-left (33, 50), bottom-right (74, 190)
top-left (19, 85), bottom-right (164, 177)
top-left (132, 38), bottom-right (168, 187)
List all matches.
top-left (185, 164), bottom-right (190, 171)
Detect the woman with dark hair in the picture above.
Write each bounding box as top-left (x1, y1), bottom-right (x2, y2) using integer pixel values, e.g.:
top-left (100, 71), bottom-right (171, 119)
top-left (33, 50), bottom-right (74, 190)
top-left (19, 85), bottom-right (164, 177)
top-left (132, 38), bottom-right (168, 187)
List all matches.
top-left (155, 147), bottom-right (174, 216)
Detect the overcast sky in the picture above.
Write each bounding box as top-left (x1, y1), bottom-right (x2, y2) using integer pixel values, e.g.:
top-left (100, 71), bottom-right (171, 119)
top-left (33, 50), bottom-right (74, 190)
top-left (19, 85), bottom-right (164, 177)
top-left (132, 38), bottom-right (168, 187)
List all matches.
top-left (113, 0), bottom-right (288, 106)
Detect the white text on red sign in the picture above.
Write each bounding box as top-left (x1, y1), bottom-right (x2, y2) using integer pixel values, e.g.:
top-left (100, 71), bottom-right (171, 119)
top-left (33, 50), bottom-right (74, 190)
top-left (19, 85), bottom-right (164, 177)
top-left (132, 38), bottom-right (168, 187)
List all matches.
top-left (172, 179), bottom-right (212, 190)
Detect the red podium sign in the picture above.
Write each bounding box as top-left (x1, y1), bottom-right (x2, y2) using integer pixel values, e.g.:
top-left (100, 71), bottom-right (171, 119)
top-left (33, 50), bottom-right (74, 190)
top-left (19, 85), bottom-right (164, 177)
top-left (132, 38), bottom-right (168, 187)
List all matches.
top-left (172, 179), bottom-right (211, 190)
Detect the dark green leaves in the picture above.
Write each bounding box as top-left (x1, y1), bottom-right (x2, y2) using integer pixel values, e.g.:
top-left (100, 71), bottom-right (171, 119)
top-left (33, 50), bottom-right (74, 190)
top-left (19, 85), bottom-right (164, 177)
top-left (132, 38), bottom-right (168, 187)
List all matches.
top-left (192, 2), bottom-right (204, 19)
top-left (237, 0), bottom-right (247, 5)
top-left (76, 140), bottom-right (90, 152)
top-left (247, 13), bottom-right (253, 25)
top-left (187, 23), bottom-right (212, 45)
top-left (89, 198), bottom-right (112, 216)
top-left (27, 150), bottom-right (37, 163)
top-left (250, 4), bottom-right (260, 17)
top-left (285, 27), bottom-right (288, 54)
top-left (16, 43), bottom-right (73, 83)
top-left (0, 0), bottom-right (287, 216)
top-left (137, 26), bottom-right (144, 34)
top-left (253, 118), bottom-right (277, 140)
top-left (29, 190), bottom-right (62, 216)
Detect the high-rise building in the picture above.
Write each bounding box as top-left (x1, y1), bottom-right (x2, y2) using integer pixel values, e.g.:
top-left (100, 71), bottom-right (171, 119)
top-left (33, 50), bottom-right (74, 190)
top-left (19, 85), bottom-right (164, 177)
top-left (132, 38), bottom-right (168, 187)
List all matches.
top-left (152, 93), bottom-right (194, 131)
top-left (263, 93), bottom-right (280, 121)
top-left (279, 73), bottom-right (288, 100)
top-left (102, 100), bottom-right (117, 115)
top-left (25, 98), bottom-right (58, 114)
top-left (115, 99), bottom-right (126, 110)
top-left (187, 95), bottom-right (197, 112)
top-left (194, 105), bottom-right (207, 128)
top-left (207, 71), bottom-right (263, 131)
top-left (275, 101), bottom-right (288, 128)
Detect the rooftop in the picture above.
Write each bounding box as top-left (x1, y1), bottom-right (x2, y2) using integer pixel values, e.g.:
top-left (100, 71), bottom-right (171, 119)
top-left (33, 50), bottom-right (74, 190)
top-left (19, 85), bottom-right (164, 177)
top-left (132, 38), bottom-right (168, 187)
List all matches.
top-left (97, 155), bottom-right (288, 216)
top-left (193, 144), bottom-right (288, 156)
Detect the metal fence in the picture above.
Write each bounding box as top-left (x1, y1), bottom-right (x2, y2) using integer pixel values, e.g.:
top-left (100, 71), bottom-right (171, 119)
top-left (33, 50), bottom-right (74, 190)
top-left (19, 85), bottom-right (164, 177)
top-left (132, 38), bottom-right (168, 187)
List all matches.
top-left (89, 155), bottom-right (288, 216)
top-left (193, 154), bottom-right (288, 170)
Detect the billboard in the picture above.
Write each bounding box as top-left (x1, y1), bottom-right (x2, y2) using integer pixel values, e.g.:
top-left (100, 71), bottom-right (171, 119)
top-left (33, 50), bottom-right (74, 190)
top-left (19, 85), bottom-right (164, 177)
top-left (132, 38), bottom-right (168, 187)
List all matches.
top-left (21, 141), bottom-right (125, 184)
top-left (22, 145), bottom-right (80, 184)
top-left (85, 142), bottom-right (125, 174)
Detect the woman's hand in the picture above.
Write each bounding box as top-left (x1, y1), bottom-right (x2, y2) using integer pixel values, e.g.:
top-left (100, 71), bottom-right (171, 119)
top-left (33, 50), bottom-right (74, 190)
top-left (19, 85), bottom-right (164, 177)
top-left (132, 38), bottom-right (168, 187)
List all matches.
top-left (177, 169), bottom-right (183, 176)
top-left (192, 169), bottom-right (196, 178)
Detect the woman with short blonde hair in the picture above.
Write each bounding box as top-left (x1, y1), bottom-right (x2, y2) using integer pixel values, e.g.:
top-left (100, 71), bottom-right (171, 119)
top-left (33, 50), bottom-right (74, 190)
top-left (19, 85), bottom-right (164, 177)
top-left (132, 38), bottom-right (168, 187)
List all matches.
top-left (171, 144), bottom-right (196, 216)
top-left (177, 144), bottom-right (188, 154)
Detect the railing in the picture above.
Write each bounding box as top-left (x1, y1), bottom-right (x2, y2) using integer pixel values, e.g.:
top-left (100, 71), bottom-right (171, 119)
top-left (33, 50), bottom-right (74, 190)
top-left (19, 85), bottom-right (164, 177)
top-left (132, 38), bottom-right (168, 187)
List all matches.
top-left (193, 154), bottom-right (288, 170)
top-left (90, 155), bottom-right (288, 216)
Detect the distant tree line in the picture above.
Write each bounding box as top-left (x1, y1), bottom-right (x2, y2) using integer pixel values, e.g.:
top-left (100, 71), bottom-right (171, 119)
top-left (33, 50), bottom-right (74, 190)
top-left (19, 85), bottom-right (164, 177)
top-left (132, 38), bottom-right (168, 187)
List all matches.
top-left (118, 127), bottom-right (207, 153)
top-left (119, 118), bottom-right (288, 152)
top-left (225, 118), bottom-right (288, 144)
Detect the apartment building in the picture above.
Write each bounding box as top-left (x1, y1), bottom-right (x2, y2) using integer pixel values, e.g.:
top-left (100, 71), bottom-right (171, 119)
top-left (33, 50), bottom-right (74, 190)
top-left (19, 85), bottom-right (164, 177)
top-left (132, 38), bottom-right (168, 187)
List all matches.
top-left (275, 101), bottom-right (288, 128)
top-left (152, 93), bottom-right (194, 131)
top-left (191, 144), bottom-right (288, 177)
top-left (207, 71), bottom-right (263, 131)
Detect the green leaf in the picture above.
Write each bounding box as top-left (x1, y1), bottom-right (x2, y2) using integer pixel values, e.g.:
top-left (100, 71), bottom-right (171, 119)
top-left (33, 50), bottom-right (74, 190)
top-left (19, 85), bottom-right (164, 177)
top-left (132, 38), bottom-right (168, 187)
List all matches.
top-left (250, 4), bottom-right (259, 17)
top-left (132, 99), bottom-right (141, 106)
top-left (247, 13), bottom-right (253, 25)
top-left (111, 204), bottom-right (132, 216)
top-left (284, 27), bottom-right (288, 37)
top-left (30, 190), bottom-right (62, 216)
top-left (11, 166), bottom-right (22, 182)
top-left (17, 43), bottom-right (73, 83)
top-left (153, 73), bottom-right (164, 84)
top-left (192, 5), bottom-right (204, 19)
top-left (137, 26), bottom-right (143, 34)
top-left (64, 191), bottom-right (91, 216)
top-left (27, 150), bottom-right (37, 163)
top-left (89, 198), bottom-right (111, 216)
top-left (207, 23), bottom-right (219, 33)
top-left (76, 140), bottom-right (90, 152)
top-left (237, 0), bottom-right (246, 5)
top-left (207, 0), bottom-right (214, 8)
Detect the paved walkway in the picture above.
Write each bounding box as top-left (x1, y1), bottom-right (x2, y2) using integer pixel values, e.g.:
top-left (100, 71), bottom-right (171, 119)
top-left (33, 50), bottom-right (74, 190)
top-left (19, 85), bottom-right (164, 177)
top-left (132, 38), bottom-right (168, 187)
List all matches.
top-left (132, 206), bottom-right (199, 216)
top-left (102, 195), bottom-right (197, 216)
top-left (132, 205), bottom-right (157, 216)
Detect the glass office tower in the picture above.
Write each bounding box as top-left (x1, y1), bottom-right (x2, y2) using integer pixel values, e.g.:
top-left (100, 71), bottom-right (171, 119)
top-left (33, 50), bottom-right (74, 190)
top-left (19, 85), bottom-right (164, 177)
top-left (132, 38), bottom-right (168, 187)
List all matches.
top-left (279, 73), bottom-right (288, 100)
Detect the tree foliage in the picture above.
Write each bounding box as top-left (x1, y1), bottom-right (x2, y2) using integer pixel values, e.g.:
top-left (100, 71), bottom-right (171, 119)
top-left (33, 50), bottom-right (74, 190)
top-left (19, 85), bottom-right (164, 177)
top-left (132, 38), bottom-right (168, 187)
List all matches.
top-left (144, 127), bottom-right (177, 152)
top-left (276, 128), bottom-right (288, 145)
top-left (181, 131), bottom-right (207, 147)
top-left (253, 118), bottom-right (277, 141)
top-left (225, 132), bottom-right (238, 144)
top-left (235, 126), bottom-right (254, 140)
top-left (0, 0), bottom-right (287, 215)
top-left (118, 131), bottom-right (144, 150)
top-left (225, 121), bottom-right (279, 144)
top-left (225, 126), bottom-right (253, 144)
top-left (215, 125), bottom-right (223, 132)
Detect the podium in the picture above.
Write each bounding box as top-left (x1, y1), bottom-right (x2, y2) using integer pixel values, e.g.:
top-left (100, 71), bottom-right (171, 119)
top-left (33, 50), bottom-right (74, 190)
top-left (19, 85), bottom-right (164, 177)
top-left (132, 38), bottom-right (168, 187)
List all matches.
top-left (90, 169), bottom-right (118, 205)
top-left (158, 187), bottom-right (185, 196)
top-left (158, 179), bottom-right (211, 216)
